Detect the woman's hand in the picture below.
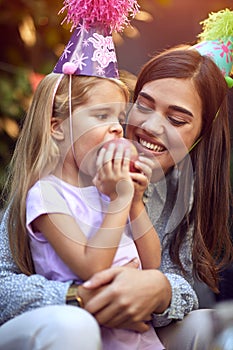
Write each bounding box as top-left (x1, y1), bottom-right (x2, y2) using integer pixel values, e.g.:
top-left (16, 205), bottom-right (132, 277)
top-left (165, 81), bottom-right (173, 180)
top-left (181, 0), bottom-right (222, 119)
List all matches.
top-left (81, 266), bottom-right (172, 332)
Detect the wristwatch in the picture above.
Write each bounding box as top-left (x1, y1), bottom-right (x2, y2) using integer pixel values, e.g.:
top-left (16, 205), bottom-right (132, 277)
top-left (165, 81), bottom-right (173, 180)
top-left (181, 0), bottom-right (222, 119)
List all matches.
top-left (66, 284), bottom-right (84, 308)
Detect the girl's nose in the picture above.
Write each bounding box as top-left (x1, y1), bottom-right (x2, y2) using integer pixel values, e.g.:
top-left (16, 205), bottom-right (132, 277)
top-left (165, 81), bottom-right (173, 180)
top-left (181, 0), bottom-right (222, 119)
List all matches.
top-left (109, 122), bottom-right (124, 137)
top-left (141, 113), bottom-right (165, 136)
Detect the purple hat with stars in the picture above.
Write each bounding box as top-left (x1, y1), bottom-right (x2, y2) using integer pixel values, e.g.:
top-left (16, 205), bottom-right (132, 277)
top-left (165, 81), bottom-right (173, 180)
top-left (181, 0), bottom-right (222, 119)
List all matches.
top-left (53, 0), bottom-right (140, 78)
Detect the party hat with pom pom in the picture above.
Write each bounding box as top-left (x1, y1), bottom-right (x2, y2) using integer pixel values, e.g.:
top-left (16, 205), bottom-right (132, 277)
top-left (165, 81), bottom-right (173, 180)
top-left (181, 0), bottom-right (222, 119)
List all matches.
top-left (53, 0), bottom-right (140, 78)
top-left (192, 8), bottom-right (233, 88)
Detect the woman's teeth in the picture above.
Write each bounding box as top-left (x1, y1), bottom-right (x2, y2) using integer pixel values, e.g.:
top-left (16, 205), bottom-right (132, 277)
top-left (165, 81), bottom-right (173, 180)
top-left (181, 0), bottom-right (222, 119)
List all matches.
top-left (139, 138), bottom-right (165, 152)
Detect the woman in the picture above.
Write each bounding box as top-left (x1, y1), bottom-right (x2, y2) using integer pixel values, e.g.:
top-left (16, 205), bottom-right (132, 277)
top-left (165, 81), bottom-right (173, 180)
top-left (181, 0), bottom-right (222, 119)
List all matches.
top-left (80, 47), bottom-right (233, 346)
top-left (0, 46), bottom-right (232, 350)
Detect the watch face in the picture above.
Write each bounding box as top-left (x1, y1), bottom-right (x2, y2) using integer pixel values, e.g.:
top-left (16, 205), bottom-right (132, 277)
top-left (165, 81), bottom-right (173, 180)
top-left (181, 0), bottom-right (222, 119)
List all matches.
top-left (66, 285), bottom-right (80, 307)
top-left (67, 286), bottom-right (78, 298)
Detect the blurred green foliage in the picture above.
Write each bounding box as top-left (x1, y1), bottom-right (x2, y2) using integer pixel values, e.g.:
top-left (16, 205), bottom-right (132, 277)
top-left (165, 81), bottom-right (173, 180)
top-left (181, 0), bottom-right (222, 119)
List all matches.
top-left (0, 0), bottom-right (69, 207)
top-left (0, 68), bottom-right (31, 201)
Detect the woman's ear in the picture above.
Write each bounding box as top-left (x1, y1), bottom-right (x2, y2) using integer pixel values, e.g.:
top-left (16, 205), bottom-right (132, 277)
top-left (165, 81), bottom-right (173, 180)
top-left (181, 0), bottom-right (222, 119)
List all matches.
top-left (51, 117), bottom-right (65, 141)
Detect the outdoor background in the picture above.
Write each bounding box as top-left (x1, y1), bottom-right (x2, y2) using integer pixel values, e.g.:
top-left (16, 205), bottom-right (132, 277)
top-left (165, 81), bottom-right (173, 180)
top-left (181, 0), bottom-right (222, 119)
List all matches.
top-left (0, 0), bottom-right (233, 208)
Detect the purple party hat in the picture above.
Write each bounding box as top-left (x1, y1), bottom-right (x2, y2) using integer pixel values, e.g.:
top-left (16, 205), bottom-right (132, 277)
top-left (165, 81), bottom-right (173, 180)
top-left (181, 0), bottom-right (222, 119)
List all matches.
top-left (53, 0), bottom-right (140, 78)
top-left (192, 8), bottom-right (233, 88)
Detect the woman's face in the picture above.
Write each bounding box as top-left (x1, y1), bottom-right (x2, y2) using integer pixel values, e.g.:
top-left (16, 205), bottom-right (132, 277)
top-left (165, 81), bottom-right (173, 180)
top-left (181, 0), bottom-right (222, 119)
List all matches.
top-left (126, 78), bottom-right (202, 179)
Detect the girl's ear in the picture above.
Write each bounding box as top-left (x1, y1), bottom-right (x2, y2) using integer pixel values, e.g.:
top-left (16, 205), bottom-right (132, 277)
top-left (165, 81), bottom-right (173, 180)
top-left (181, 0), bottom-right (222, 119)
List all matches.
top-left (51, 117), bottom-right (65, 141)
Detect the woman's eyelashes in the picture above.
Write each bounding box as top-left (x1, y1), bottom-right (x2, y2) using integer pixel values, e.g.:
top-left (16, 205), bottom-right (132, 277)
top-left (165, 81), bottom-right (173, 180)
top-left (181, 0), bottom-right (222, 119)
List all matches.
top-left (135, 97), bottom-right (190, 128)
top-left (136, 100), bottom-right (154, 113)
top-left (167, 115), bottom-right (188, 126)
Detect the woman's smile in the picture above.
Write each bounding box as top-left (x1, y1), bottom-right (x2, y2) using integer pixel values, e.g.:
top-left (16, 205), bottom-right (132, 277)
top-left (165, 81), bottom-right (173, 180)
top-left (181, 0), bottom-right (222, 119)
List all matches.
top-left (138, 136), bottom-right (167, 154)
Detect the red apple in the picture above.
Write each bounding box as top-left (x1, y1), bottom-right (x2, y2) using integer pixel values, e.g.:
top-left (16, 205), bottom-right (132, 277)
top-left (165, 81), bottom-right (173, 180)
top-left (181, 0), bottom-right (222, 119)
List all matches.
top-left (102, 138), bottom-right (139, 172)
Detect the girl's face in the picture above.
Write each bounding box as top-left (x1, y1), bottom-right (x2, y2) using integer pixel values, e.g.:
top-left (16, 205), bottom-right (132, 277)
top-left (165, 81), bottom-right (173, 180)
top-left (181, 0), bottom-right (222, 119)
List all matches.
top-left (126, 78), bottom-right (202, 179)
top-left (69, 80), bottom-right (127, 178)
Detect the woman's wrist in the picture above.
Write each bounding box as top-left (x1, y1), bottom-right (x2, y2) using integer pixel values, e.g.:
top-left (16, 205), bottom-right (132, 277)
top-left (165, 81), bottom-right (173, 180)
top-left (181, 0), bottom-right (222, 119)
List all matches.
top-left (66, 283), bottom-right (84, 308)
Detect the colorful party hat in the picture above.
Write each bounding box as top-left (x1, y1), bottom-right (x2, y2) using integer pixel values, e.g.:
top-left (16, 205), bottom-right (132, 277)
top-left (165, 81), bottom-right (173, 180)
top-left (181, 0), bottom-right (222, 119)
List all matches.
top-left (53, 0), bottom-right (140, 78)
top-left (192, 8), bottom-right (233, 88)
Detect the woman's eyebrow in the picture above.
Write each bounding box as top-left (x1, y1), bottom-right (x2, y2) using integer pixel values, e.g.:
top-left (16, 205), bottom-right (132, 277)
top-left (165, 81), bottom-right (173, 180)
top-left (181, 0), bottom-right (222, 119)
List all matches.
top-left (139, 92), bottom-right (194, 117)
top-left (138, 91), bottom-right (155, 104)
top-left (169, 105), bottom-right (194, 117)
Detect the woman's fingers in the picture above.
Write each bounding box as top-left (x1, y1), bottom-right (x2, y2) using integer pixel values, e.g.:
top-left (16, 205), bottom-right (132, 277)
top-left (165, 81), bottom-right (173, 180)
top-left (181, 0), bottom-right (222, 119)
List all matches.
top-left (84, 268), bottom-right (171, 323)
top-left (123, 257), bottom-right (140, 268)
top-left (96, 301), bottom-right (152, 329)
top-left (116, 321), bottom-right (151, 333)
top-left (83, 266), bottom-right (122, 289)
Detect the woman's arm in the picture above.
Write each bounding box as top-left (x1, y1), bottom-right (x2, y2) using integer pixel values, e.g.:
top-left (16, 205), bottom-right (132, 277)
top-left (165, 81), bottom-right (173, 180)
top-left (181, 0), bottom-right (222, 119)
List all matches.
top-left (0, 209), bottom-right (70, 325)
top-left (153, 224), bottom-right (199, 327)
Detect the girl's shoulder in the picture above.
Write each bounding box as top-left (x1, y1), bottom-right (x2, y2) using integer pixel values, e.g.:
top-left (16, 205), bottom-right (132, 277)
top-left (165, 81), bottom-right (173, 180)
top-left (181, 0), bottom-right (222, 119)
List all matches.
top-left (28, 175), bottom-right (101, 207)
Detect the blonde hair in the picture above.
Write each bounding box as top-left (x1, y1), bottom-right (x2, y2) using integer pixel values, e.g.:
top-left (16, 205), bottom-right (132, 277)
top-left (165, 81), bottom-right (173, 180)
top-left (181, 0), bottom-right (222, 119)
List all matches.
top-left (5, 73), bottom-right (129, 274)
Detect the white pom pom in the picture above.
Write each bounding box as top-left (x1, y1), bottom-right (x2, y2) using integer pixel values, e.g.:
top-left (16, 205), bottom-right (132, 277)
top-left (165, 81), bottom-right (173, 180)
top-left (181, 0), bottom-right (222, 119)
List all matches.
top-left (62, 62), bottom-right (77, 74)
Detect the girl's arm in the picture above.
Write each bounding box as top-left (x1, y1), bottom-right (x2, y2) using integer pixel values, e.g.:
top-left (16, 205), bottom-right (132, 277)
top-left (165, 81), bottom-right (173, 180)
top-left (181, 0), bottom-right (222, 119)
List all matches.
top-left (130, 155), bottom-right (161, 269)
top-left (32, 144), bottom-right (134, 281)
top-left (130, 197), bottom-right (161, 269)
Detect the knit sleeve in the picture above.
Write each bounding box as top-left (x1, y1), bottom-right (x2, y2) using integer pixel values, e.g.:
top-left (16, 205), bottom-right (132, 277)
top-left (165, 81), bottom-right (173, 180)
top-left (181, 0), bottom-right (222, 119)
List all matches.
top-left (0, 209), bottom-right (70, 325)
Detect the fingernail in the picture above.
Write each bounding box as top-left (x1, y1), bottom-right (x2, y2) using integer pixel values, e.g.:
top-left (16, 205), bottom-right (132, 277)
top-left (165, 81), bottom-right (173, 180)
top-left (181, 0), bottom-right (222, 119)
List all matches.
top-left (83, 280), bottom-right (92, 287)
top-left (132, 257), bottom-right (140, 265)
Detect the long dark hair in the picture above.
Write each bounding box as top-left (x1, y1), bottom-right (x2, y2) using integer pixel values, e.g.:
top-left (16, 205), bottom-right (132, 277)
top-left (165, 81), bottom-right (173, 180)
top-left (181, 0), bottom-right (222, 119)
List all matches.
top-left (134, 47), bottom-right (232, 292)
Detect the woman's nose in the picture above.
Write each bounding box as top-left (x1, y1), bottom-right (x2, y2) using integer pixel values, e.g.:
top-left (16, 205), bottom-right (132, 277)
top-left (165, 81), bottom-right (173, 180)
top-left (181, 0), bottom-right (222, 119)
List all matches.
top-left (141, 113), bottom-right (165, 136)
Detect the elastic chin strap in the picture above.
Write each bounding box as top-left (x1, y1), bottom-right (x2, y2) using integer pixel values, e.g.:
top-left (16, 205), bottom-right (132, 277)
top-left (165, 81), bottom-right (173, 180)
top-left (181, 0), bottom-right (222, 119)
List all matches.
top-left (52, 74), bottom-right (76, 161)
top-left (188, 107), bottom-right (220, 152)
top-left (188, 136), bottom-right (202, 152)
top-left (68, 74), bottom-right (76, 160)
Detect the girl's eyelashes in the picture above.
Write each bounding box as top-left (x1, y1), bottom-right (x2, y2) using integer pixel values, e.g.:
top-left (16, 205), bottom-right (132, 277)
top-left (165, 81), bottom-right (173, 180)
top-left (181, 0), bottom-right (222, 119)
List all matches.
top-left (118, 112), bottom-right (127, 125)
top-left (94, 111), bottom-right (127, 124)
top-left (95, 113), bottom-right (109, 120)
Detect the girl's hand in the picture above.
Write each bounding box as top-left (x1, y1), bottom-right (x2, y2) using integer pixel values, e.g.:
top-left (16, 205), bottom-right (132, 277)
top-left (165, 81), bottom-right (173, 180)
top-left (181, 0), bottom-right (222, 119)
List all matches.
top-left (82, 266), bottom-right (172, 331)
top-left (93, 142), bottom-right (134, 202)
top-left (130, 154), bottom-right (154, 202)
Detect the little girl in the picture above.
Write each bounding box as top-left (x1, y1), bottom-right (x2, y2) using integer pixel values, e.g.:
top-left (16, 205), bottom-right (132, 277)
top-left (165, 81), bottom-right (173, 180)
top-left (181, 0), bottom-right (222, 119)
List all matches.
top-left (7, 73), bottom-right (164, 349)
